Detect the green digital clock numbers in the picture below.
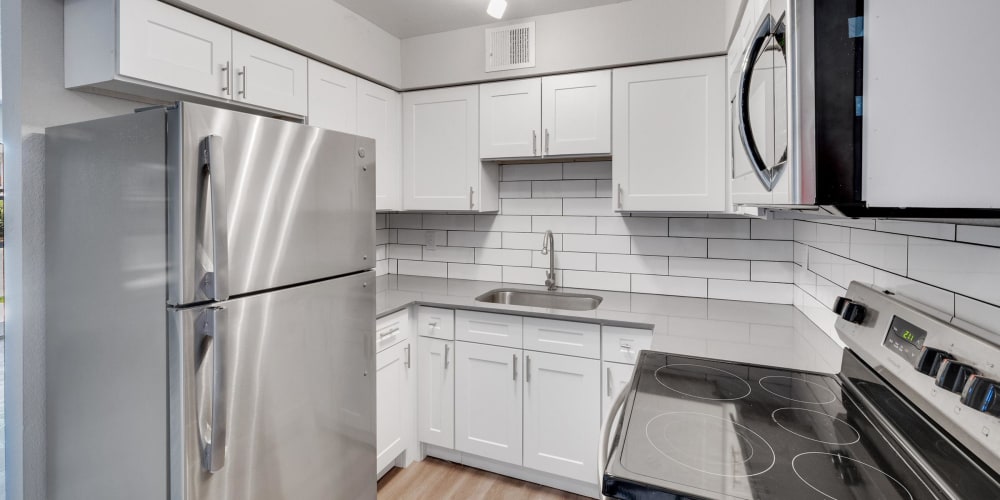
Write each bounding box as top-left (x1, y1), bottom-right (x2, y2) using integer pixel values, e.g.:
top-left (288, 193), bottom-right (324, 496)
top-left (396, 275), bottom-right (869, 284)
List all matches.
top-left (902, 330), bottom-right (916, 343)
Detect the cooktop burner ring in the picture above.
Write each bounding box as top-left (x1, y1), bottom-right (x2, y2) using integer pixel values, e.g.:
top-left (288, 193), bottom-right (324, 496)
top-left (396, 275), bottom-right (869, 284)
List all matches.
top-left (792, 452), bottom-right (914, 500)
top-left (654, 363), bottom-right (752, 401)
top-left (758, 375), bottom-right (839, 405)
top-left (771, 408), bottom-right (861, 446)
top-left (644, 411), bottom-right (776, 478)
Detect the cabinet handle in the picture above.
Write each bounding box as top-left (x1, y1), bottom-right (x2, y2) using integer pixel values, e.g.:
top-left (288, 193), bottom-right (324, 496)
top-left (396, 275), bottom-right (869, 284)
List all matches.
top-left (427, 321), bottom-right (438, 333)
top-left (444, 344), bottom-right (450, 370)
top-left (532, 130), bottom-right (537, 156)
top-left (526, 355), bottom-right (532, 383)
top-left (619, 341), bottom-right (633, 352)
top-left (404, 344), bottom-right (411, 368)
top-left (544, 129), bottom-right (550, 155)
top-left (238, 66), bottom-right (247, 98)
top-left (607, 367), bottom-right (613, 397)
top-left (513, 354), bottom-right (518, 380)
top-left (617, 184), bottom-right (624, 210)
top-left (221, 62), bottom-right (231, 96)
top-left (469, 186), bottom-right (474, 209)
top-left (378, 327), bottom-right (400, 339)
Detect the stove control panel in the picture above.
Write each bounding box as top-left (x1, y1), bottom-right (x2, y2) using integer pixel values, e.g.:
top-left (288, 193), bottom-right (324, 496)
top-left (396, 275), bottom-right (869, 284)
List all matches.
top-left (835, 283), bottom-right (1000, 474)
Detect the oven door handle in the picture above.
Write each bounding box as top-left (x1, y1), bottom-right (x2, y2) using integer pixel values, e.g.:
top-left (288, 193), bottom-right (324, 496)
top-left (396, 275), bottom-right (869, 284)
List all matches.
top-left (599, 383), bottom-right (630, 499)
top-left (738, 13), bottom-right (787, 193)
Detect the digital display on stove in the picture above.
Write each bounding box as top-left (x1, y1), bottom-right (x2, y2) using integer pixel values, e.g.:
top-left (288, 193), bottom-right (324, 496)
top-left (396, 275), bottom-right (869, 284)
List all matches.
top-left (883, 315), bottom-right (927, 362)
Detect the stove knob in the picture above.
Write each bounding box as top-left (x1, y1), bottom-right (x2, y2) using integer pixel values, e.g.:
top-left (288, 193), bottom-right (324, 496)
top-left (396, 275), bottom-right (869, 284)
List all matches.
top-left (914, 347), bottom-right (953, 376)
top-left (935, 359), bottom-right (978, 393)
top-left (961, 376), bottom-right (1000, 416)
top-left (841, 302), bottom-right (867, 324)
top-left (833, 296), bottom-right (851, 315)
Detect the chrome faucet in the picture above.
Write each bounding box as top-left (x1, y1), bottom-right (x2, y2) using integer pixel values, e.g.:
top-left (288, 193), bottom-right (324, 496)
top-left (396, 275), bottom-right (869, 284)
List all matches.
top-left (541, 230), bottom-right (556, 291)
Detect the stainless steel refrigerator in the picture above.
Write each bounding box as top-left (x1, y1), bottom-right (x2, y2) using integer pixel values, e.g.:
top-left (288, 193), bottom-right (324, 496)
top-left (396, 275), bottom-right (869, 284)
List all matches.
top-left (44, 102), bottom-right (376, 500)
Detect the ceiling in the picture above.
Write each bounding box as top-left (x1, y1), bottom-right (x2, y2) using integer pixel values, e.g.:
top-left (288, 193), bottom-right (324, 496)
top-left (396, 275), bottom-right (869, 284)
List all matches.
top-left (336, 0), bottom-right (632, 39)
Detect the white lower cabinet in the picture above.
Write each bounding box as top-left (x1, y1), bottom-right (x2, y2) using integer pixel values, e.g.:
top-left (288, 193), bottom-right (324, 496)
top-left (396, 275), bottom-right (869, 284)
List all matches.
top-left (523, 351), bottom-right (601, 484)
top-left (376, 339), bottom-right (413, 473)
top-left (417, 337), bottom-right (455, 449)
top-left (455, 341), bottom-right (523, 465)
top-left (602, 361), bottom-right (637, 427)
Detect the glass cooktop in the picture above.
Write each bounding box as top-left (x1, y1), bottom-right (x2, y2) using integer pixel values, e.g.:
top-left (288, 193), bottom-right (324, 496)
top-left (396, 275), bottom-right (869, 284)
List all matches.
top-left (603, 352), bottom-right (938, 500)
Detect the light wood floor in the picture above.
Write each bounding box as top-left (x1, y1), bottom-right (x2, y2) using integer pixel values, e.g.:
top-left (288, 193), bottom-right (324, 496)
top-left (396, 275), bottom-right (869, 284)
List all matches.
top-left (377, 458), bottom-right (591, 500)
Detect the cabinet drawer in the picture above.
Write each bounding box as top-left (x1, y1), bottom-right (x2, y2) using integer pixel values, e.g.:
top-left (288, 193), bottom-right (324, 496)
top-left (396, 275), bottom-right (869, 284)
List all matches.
top-left (417, 306), bottom-right (455, 340)
top-left (601, 326), bottom-right (653, 364)
top-left (376, 309), bottom-right (409, 353)
top-left (523, 317), bottom-right (600, 359)
top-left (456, 310), bottom-right (523, 348)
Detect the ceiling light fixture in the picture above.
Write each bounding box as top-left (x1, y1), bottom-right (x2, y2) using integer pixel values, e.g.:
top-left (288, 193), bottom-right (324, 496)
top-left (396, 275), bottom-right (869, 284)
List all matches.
top-left (487, 0), bottom-right (508, 19)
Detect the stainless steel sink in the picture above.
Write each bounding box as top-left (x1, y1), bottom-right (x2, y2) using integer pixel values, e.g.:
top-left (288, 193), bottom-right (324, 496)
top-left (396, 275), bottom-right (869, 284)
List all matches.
top-left (475, 288), bottom-right (603, 311)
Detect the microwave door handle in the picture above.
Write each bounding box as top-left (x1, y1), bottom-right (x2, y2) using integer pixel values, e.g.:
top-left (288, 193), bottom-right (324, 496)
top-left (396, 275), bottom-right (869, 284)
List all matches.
top-left (199, 136), bottom-right (230, 301)
top-left (738, 13), bottom-right (780, 193)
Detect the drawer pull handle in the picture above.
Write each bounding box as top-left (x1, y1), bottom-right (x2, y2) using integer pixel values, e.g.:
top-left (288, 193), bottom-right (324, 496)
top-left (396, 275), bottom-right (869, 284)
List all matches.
top-left (378, 327), bottom-right (400, 339)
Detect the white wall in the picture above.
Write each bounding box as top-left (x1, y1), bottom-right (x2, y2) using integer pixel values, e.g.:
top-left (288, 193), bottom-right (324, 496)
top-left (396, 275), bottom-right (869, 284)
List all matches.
top-left (2, 0), bottom-right (145, 498)
top-left (167, 0), bottom-right (403, 88)
top-left (401, 0), bottom-right (728, 89)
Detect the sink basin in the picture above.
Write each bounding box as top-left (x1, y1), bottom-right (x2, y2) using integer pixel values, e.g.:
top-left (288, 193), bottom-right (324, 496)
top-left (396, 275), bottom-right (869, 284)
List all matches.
top-left (475, 288), bottom-right (603, 311)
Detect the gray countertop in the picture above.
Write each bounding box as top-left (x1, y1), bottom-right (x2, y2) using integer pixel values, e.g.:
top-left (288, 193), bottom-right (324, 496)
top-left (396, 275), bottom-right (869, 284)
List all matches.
top-left (376, 275), bottom-right (845, 374)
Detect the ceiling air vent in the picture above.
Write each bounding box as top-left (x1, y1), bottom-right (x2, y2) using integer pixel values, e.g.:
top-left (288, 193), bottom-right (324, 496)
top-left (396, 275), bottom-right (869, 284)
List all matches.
top-left (485, 22), bottom-right (536, 73)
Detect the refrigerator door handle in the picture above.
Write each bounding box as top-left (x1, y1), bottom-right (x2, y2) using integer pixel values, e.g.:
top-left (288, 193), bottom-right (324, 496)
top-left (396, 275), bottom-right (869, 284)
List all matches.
top-left (197, 306), bottom-right (229, 473)
top-left (199, 136), bottom-right (230, 301)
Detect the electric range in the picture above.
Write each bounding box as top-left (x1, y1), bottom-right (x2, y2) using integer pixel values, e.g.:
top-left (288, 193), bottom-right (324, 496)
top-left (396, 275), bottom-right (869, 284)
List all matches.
top-left (602, 282), bottom-right (1000, 499)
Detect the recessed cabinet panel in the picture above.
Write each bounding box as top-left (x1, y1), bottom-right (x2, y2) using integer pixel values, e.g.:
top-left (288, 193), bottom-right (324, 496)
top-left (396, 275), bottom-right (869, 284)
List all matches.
top-left (118, 0), bottom-right (232, 98)
top-left (307, 60), bottom-right (357, 134)
top-left (418, 337), bottom-right (455, 449)
top-left (613, 58), bottom-right (726, 212)
top-left (455, 342), bottom-right (523, 465)
top-left (357, 80), bottom-right (403, 211)
top-left (480, 79), bottom-right (542, 158)
top-left (232, 32), bottom-right (308, 116)
top-left (542, 70), bottom-right (612, 156)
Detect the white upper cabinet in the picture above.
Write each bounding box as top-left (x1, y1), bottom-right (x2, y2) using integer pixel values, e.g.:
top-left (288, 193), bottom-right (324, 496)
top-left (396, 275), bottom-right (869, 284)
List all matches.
top-left (307, 60), bottom-right (358, 134)
top-left (480, 78), bottom-right (542, 159)
top-left (479, 71), bottom-right (611, 160)
top-left (358, 80), bottom-right (403, 212)
top-left (403, 86), bottom-right (498, 212)
top-left (115, 0), bottom-right (232, 99)
top-left (613, 58), bottom-right (727, 212)
top-left (542, 70), bottom-right (612, 156)
top-left (231, 32), bottom-right (308, 116)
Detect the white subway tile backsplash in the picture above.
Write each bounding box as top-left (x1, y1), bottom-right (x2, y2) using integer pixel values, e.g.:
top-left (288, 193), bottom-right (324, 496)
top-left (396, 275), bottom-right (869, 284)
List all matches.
top-left (375, 244), bottom-right (387, 261)
top-left (502, 266), bottom-right (556, 286)
top-left (849, 229), bottom-right (907, 275)
top-left (631, 274), bottom-right (707, 298)
top-left (503, 232), bottom-right (561, 250)
top-left (423, 246), bottom-right (475, 263)
top-left (908, 237), bottom-right (1000, 306)
top-left (376, 229), bottom-right (389, 246)
top-left (670, 257), bottom-right (750, 280)
top-left (499, 181), bottom-right (532, 199)
top-left (388, 259), bottom-right (398, 274)
top-left (475, 215), bottom-right (532, 232)
top-left (562, 161), bottom-right (611, 179)
top-left (448, 263), bottom-right (502, 282)
top-left (388, 244), bottom-right (422, 260)
top-left (956, 225), bottom-right (1000, 247)
top-left (954, 296), bottom-right (1000, 340)
top-left (750, 261), bottom-right (794, 283)
top-left (793, 242), bottom-right (808, 267)
top-left (532, 180), bottom-right (596, 198)
top-left (449, 231), bottom-right (502, 248)
top-left (632, 236), bottom-right (707, 258)
top-left (476, 248), bottom-right (533, 267)
top-left (533, 251), bottom-right (596, 271)
top-left (375, 260), bottom-right (388, 276)
top-left (807, 247), bottom-right (875, 289)
top-left (532, 216), bottom-right (596, 234)
top-left (596, 180), bottom-right (613, 198)
top-left (751, 219), bottom-right (794, 240)
top-left (814, 276), bottom-right (846, 310)
top-left (422, 214), bottom-right (475, 231)
top-left (397, 229), bottom-right (447, 246)
top-left (396, 260), bottom-right (447, 278)
top-left (562, 270), bottom-right (630, 292)
top-left (670, 218), bottom-right (750, 239)
top-left (563, 234), bottom-right (630, 254)
top-left (563, 198), bottom-right (615, 216)
top-left (597, 254), bottom-right (669, 275)
top-left (502, 198), bottom-right (562, 215)
top-left (388, 229), bottom-right (398, 244)
top-left (388, 213), bottom-right (422, 229)
top-left (502, 163), bottom-right (562, 181)
top-left (376, 213), bottom-right (387, 230)
top-left (872, 269), bottom-right (954, 319)
top-left (708, 280), bottom-right (793, 304)
top-left (875, 219), bottom-right (956, 240)
top-left (708, 239), bottom-right (793, 261)
top-left (597, 217), bottom-right (670, 236)
top-left (812, 223), bottom-right (851, 257)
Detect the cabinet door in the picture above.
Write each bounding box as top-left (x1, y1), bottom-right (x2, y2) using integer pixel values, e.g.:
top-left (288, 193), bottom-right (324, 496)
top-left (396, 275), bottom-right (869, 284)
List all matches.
top-left (232, 32), bottom-right (308, 115)
top-left (376, 340), bottom-right (413, 473)
top-left (542, 70), bottom-right (611, 156)
top-left (358, 80), bottom-right (403, 212)
top-left (601, 362), bottom-right (636, 428)
top-left (307, 60), bottom-right (357, 134)
top-left (118, 0), bottom-right (231, 99)
top-left (455, 342), bottom-right (522, 465)
top-left (523, 351), bottom-right (601, 483)
top-left (480, 78), bottom-right (541, 158)
top-left (403, 86), bottom-right (481, 211)
top-left (417, 338), bottom-right (455, 449)
top-left (612, 58), bottom-right (726, 212)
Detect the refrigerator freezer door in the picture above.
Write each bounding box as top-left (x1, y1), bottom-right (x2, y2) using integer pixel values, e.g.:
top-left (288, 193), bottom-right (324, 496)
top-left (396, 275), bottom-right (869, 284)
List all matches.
top-left (167, 102), bottom-right (376, 306)
top-left (169, 271), bottom-right (376, 500)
